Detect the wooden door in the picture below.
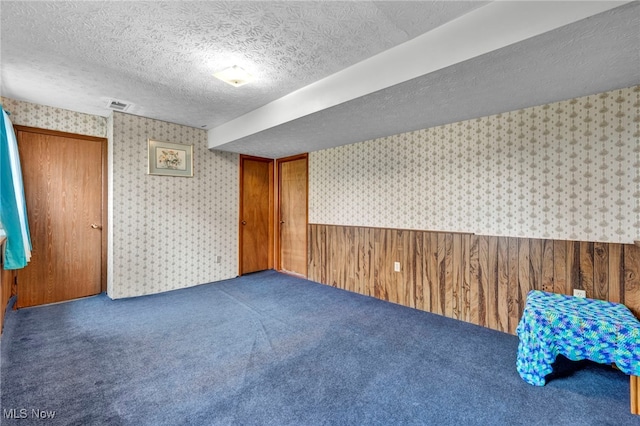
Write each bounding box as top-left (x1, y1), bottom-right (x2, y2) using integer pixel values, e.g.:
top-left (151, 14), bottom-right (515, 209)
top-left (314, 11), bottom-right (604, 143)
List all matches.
top-left (15, 126), bottom-right (106, 308)
top-left (239, 156), bottom-right (273, 275)
top-left (277, 154), bottom-right (308, 277)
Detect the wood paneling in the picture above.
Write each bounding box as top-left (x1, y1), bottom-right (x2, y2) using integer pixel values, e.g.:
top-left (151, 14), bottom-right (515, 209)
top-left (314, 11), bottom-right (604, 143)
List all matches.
top-left (624, 246), bottom-right (640, 317)
top-left (553, 240), bottom-right (568, 295)
top-left (308, 224), bottom-right (640, 334)
top-left (497, 237), bottom-right (510, 333)
top-left (506, 238), bottom-right (520, 334)
top-left (468, 235), bottom-right (480, 325)
top-left (477, 235), bottom-right (489, 328)
top-left (593, 242), bottom-right (609, 301)
top-left (0, 237), bottom-right (16, 334)
top-left (541, 240), bottom-right (554, 294)
top-left (609, 244), bottom-right (623, 304)
top-left (425, 232), bottom-right (438, 315)
top-left (517, 239), bottom-right (530, 324)
top-left (580, 242), bottom-right (595, 298)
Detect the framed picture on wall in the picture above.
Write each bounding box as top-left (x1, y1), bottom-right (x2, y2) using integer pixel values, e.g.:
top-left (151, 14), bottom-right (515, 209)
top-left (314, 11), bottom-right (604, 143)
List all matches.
top-left (147, 139), bottom-right (193, 177)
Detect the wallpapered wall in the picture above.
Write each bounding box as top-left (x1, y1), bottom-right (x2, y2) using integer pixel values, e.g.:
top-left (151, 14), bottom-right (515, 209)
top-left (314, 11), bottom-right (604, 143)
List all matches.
top-left (1, 96), bottom-right (107, 137)
top-left (109, 112), bottom-right (238, 298)
top-left (0, 97), bottom-right (108, 235)
top-left (309, 86), bottom-right (640, 244)
top-left (1, 97), bottom-right (239, 299)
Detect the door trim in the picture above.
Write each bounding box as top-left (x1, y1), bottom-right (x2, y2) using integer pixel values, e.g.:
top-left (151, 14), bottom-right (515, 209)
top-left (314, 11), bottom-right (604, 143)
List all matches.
top-left (275, 153), bottom-right (308, 276)
top-left (14, 125), bottom-right (108, 294)
top-left (238, 155), bottom-right (274, 275)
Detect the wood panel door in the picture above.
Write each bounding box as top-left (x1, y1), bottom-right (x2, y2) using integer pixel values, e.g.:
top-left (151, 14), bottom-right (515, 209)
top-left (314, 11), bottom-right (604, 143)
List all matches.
top-left (15, 126), bottom-right (107, 308)
top-left (239, 156), bottom-right (273, 275)
top-left (277, 154), bottom-right (308, 277)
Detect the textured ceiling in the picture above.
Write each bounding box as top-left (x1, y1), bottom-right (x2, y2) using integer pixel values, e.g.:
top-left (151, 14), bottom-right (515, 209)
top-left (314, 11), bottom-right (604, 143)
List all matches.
top-left (0, 1), bottom-right (485, 128)
top-left (1, 1), bottom-right (638, 159)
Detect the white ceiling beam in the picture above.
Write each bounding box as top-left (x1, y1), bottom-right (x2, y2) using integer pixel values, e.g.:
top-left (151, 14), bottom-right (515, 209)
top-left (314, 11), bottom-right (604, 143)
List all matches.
top-left (208, 1), bottom-right (628, 150)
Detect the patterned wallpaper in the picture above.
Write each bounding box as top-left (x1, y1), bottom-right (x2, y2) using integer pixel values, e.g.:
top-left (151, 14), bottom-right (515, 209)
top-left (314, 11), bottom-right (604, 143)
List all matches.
top-left (309, 86), bottom-right (640, 244)
top-left (0, 97), bottom-right (107, 137)
top-left (110, 112), bottom-right (238, 298)
top-left (1, 97), bottom-right (239, 299)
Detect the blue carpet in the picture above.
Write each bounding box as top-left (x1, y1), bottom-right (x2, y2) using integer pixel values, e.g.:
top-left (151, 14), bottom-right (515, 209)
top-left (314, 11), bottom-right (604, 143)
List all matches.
top-left (0, 270), bottom-right (636, 425)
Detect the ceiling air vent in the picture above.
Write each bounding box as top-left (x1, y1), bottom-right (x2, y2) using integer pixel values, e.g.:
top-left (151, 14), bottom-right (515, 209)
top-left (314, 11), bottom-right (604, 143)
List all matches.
top-left (106, 99), bottom-right (132, 112)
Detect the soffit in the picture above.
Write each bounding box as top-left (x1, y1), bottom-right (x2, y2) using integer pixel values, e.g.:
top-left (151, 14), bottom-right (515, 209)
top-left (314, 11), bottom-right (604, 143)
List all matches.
top-left (216, 2), bottom-right (640, 158)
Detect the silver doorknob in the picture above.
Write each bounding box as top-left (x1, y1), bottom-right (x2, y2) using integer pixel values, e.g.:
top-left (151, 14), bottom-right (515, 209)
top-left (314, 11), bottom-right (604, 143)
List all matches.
top-left (90, 224), bottom-right (102, 230)
top-left (241, 221), bottom-right (247, 225)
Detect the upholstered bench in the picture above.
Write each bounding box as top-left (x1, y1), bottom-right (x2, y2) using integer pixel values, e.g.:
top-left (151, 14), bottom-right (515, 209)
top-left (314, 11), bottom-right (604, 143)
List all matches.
top-left (516, 290), bottom-right (640, 414)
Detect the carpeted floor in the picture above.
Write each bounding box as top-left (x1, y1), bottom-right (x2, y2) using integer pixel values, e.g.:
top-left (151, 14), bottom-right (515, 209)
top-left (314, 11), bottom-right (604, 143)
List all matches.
top-left (0, 270), bottom-right (636, 425)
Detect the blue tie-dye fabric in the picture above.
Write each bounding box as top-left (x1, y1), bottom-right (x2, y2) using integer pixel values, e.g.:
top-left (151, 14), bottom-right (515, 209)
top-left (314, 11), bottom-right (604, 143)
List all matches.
top-left (516, 290), bottom-right (640, 386)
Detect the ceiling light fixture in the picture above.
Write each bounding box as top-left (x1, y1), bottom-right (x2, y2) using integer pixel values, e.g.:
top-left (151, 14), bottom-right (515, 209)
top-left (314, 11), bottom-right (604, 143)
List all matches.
top-left (213, 66), bottom-right (253, 87)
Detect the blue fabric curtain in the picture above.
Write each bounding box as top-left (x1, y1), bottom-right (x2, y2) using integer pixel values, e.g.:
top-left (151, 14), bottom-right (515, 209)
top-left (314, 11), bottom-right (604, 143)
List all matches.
top-left (0, 105), bottom-right (32, 269)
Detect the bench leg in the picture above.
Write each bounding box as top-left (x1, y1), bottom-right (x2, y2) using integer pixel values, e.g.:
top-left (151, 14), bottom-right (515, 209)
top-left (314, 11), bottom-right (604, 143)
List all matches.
top-left (632, 375), bottom-right (639, 415)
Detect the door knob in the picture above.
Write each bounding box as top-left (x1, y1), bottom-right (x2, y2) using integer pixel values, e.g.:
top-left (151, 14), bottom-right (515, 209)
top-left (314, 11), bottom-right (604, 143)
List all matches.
top-left (279, 220), bottom-right (285, 224)
top-left (241, 221), bottom-right (247, 225)
top-left (90, 224), bottom-right (102, 230)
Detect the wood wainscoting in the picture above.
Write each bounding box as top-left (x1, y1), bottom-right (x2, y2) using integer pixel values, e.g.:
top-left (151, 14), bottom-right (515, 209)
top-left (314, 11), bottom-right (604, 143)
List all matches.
top-left (1, 237), bottom-right (17, 334)
top-left (308, 224), bottom-right (640, 335)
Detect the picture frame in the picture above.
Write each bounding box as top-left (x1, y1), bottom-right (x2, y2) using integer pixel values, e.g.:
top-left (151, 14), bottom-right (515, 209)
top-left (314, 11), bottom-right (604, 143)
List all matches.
top-left (147, 139), bottom-right (193, 177)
